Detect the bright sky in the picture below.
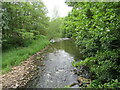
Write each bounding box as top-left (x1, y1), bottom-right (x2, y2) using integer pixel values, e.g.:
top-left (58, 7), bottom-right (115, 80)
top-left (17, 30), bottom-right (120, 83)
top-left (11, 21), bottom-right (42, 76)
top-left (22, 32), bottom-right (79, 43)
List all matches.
top-left (41, 0), bottom-right (72, 18)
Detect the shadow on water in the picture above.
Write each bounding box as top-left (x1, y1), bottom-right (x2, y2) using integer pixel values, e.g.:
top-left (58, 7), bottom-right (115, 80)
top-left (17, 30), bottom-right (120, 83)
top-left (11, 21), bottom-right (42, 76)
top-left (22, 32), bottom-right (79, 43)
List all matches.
top-left (26, 39), bottom-right (83, 88)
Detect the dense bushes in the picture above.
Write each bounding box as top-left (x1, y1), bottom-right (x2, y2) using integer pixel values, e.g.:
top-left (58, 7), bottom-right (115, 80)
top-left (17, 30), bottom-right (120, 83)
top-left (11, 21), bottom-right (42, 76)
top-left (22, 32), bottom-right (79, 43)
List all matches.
top-left (2, 1), bottom-right (50, 73)
top-left (63, 2), bottom-right (120, 88)
top-left (2, 2), bottom-right (49, 50)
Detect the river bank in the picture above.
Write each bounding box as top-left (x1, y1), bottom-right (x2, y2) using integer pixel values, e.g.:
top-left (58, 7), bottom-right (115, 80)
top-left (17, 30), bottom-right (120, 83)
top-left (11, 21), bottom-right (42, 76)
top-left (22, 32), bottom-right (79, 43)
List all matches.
top-left (2, 37), bottom-right (50, 74)
top-left (25, 39), bottom-right (92, 88)
top-left (1, 45), bottom-right (50, 89)
top-left (1, 38), bottom-right (92, 89)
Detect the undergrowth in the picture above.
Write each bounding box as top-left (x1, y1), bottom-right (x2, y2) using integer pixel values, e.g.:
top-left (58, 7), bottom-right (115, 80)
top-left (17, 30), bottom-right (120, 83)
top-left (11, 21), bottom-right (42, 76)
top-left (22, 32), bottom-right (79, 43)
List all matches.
top-left (2, 36), bottom-right (50, 74)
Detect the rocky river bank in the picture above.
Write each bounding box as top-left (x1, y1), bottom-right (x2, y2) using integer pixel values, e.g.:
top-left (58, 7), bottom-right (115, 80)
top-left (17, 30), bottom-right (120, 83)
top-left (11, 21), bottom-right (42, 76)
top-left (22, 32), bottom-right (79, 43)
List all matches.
top-left (69, 65), bottom-right (92, 88)
top-left (1, 38), bottom-right (92, 89)
top-left (1, 45), bottom-right (50, 89)
top-left (25, 39), bottom-right (92, 88)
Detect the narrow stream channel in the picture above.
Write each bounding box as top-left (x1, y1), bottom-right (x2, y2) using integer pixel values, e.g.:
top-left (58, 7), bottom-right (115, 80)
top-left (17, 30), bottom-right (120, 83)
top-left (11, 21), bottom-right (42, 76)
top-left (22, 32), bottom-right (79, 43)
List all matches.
top-left (27, 39), bottom-right (83, 88)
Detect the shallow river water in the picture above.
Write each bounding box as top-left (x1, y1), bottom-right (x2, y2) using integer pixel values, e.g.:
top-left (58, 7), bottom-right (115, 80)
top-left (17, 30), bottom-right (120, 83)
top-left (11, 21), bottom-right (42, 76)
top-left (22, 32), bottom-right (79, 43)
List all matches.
top-left (27, 39), bottom-right (83, 88)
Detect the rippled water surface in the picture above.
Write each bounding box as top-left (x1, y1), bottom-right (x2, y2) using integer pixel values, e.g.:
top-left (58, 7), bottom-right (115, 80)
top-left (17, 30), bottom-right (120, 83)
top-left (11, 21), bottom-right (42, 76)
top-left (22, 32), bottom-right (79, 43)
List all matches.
top-left (28, 39), bottom-right (83, 88)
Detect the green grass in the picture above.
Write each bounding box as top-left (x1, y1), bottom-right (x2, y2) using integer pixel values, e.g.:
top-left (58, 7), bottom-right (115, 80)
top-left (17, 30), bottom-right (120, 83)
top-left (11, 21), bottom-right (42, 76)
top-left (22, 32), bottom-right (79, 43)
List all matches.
top-left (2, 36), bottom-right (50, 74)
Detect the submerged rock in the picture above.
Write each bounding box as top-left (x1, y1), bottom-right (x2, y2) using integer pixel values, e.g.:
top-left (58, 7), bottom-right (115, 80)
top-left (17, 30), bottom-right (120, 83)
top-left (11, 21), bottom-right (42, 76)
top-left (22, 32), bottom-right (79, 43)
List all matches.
top-left (77, 76), bottom-right (91, 87)
top-left (73, 65), bottom-right (91, 79)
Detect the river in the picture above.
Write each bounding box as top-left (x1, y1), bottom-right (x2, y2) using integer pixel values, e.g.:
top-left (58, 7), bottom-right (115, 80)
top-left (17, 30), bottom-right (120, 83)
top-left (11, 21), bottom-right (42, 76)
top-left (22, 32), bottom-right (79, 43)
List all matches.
top-left (26, 38), bottom-right (83, 88)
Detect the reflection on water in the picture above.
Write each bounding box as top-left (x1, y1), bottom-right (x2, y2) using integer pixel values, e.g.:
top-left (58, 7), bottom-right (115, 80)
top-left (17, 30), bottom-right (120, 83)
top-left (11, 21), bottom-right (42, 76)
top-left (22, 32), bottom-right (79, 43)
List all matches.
top-left (27, 39), bottom-right (82, 88)
top-left (50, 39), bottom-right (82, 60)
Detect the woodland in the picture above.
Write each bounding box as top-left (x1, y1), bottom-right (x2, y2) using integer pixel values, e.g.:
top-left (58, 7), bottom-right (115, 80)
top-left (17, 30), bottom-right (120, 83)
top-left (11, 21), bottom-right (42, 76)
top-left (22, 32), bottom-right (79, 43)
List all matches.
top-left (2, 1), bottom-right (120, 88)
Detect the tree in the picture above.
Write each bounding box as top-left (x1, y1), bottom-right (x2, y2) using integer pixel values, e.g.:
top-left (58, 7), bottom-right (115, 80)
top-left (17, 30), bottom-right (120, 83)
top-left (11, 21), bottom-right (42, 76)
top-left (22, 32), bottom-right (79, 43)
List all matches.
top-left (2, 1), bottom-right (49, 50)
top-left (63, 2), bottom-right (120, 88)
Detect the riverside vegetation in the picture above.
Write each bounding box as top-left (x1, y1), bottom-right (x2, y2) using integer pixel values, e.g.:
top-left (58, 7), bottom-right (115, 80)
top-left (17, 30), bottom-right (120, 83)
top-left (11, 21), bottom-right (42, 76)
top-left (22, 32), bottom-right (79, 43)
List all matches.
top-left (1, 1), bottom-right (120, 88)
top-left (2, 1), bottom-right (63, 74)
top-left (63, 2), bottom-right (120, 88)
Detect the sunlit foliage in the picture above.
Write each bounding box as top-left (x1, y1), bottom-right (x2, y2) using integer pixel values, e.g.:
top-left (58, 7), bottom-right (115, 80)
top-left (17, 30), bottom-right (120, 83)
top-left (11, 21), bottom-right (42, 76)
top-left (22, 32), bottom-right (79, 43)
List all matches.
top-left (2, 1), bottom-right (50, 73)
top-left (2, 1), bottom-right (49, 50)
top-left (63, 2), bottom-right (120, 88)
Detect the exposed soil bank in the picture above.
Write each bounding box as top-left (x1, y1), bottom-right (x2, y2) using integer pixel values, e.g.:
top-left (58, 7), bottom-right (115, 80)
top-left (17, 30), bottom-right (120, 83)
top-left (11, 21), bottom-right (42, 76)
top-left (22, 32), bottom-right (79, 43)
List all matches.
top-left (1, 45), bottom-right (50, 89)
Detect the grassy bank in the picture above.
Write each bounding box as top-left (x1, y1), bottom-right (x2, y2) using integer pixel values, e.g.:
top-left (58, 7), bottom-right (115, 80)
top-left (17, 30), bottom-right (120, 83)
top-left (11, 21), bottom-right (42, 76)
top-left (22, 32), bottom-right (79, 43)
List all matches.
top-left (2, 36), bottom-right (50, 74)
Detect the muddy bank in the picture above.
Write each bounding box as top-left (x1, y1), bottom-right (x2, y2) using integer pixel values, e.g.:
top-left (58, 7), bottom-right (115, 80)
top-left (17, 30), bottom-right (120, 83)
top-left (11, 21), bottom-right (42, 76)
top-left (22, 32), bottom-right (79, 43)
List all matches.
top-left (1, 45), bottom-right (50, 89)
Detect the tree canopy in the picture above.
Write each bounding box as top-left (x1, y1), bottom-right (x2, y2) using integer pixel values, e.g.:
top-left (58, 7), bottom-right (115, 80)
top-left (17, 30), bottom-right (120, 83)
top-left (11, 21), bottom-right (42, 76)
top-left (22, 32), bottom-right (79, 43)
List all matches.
top-left (2, 1), bottom-right (49, 50)
top-left (63, 2), bottom-right (120, 88)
